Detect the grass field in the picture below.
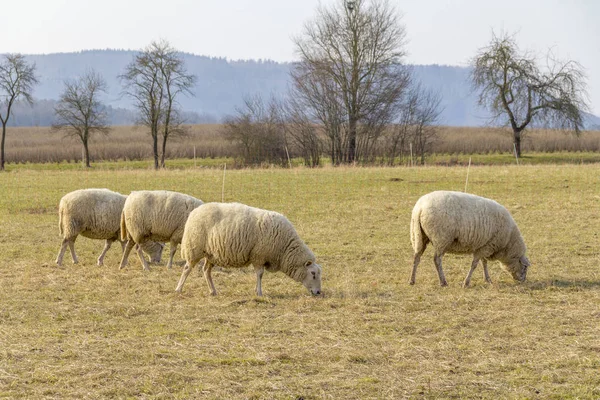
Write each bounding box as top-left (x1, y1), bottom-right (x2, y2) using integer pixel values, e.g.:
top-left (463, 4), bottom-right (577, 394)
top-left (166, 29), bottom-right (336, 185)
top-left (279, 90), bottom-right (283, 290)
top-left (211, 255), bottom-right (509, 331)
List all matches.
top-left (1, 163), bottom-right (600, 398)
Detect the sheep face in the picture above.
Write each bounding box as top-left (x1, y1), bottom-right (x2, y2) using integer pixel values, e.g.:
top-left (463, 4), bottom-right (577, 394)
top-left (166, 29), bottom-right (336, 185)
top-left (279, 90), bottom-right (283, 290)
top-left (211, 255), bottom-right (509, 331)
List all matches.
top-left (302, 261), bottom-right (322, 296)
top-left (148, 242), bottom-right (165, 263)
top-left (504, 255), bottom-right (530, 282)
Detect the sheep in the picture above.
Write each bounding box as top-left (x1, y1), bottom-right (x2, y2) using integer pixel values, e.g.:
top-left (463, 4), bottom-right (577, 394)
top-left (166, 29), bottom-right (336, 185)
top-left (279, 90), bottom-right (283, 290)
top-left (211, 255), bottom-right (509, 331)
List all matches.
top-left (119, 190), bottom-right (204, 271)
top-left (409, 190), bottom-right (530, 287)
top-left (175, 202), bottom-right (322, 297)
top-left (56, 189), bottom-right (164, 267)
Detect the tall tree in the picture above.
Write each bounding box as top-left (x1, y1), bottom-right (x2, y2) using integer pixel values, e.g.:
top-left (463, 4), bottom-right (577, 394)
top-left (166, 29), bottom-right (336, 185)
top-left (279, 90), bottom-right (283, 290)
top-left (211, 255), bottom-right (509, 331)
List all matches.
top-left (293, 0), bottom-right (409, 163)
top-left (120, 40), bottom-right (195, 169)
top-left (0, 54), bottom-right (38, 171)
top-left (471, 32), bottom-right (589, 157)
top-left (52, 70), bottom-right (110, 167)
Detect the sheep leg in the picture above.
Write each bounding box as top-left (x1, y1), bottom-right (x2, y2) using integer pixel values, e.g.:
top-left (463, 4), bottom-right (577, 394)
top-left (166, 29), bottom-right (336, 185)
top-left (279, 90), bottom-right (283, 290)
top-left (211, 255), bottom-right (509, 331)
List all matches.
top-left (56, 238), bottom-right (70, 266)
top-left (203, 261), bottom-right (217, 296)
top-left (166, 243), bottom-right (177, 269)
top-left (463, 257), bottom-right (480, 288)
top-left (136, 244), bottom-right (150, 271)
top-left (482, 259), bottom-right (492, 283)
top-left (434, 253), bottom-right (448, 286)
top-left (119, 240), bottom-right (135, 269)
top-left (97, 240), bottom-right (113, 266)
top-left (175, 261), bottom-right (195, 293)
top-left (68, 241), bottom-right (78, 264)
top-left (255, 266), bottom-right (264, 296)
top-left (409, 251), bottom-right (423, 285)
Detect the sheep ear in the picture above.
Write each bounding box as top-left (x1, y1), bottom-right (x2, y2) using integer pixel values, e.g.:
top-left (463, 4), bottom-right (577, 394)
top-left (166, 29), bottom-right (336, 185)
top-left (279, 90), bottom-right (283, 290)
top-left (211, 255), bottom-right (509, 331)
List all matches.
top-left (305, 261), bottom-right (313, 267)
top-left (520, 256), bottom-right (530, 267)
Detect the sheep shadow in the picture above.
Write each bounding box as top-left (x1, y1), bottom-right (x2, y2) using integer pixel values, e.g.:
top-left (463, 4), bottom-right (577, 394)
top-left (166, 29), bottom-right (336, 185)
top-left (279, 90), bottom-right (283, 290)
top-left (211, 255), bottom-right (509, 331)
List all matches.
top-left (525, 279), bottom-right (600, 291)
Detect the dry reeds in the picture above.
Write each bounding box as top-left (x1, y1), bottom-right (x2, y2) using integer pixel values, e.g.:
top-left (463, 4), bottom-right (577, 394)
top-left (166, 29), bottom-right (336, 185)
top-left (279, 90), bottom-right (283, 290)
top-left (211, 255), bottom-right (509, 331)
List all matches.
top-left (3, 124), bottom-right (600, 166)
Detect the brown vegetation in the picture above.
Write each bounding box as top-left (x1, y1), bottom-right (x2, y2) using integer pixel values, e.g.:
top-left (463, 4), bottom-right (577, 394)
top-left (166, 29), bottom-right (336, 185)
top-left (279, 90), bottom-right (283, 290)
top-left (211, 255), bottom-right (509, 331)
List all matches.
top-left (3, 124), bottom-right (600, 166)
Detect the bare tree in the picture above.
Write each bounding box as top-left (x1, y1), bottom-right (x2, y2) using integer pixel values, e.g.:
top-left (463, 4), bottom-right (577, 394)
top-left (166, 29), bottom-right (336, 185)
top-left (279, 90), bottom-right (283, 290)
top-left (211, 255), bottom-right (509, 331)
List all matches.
top-left (154, 41), bottom-right (196, 168)
top-left (0, 54), bottom-right (38, 171)
top-left (52, 70), bottom-right (110, 167)
top-left (471, 32), bottom-right (589, 157)
top-left (410, 84), bottom-right (443, 164)
top-left (293, 0), bottom-right (409, 163)
top-left (290, 62), bottom-right (347, 165)
top-left (222, 95), bottom-right (288, 166)
top-left (383, 82), bottom-right (442, 165)
top-left (280, 96), bottom-right (322, 167)
top-left (120, 40), bottom-right (195, 169)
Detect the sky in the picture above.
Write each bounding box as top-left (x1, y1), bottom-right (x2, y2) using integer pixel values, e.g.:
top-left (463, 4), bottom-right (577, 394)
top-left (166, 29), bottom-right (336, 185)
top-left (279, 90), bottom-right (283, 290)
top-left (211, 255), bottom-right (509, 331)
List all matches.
top-left (1, 0), bottom-right (599, 115)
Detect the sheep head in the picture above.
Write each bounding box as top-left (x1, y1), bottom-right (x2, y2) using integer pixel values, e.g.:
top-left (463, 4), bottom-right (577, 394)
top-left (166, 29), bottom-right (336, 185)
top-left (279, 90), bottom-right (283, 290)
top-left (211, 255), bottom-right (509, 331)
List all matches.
top-left (504, 255), bottom-right (530, 282)
top-left (301, 261), bottom-right (322, 296)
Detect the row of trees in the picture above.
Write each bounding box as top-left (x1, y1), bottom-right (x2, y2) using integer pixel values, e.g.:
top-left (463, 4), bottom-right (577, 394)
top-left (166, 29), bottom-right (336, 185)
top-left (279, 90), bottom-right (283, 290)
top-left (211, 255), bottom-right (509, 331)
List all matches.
top-left (0, 40), bottom-right (195, 170)
top-left (223, 0), bottom-right (590, 164)
top-left (0, 0), bottom-right (591, 170)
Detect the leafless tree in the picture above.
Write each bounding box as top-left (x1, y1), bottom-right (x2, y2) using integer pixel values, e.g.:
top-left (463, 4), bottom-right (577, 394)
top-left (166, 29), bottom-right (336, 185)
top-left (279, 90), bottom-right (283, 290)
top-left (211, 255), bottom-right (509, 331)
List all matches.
top-left (222, 95), bottom-right (288, 166)
top-left (384, 82), bottom-right (442, 165)
top-left (52, 70), bottom-right (110, 167)
top-left (293, 0), bottom-right (409, 163)
top-left (120, 40), bottom-right (195, 169)
top-left (280, 96), bottom-right (322, 167)
top-left (410, 85), bottom-right (443, 164)
top-left (471, 32), bottom-right (589, 157)
top-left (0, 54), bottom-right (38, 171)
top-left (290, 62), bottom-right (347, 165)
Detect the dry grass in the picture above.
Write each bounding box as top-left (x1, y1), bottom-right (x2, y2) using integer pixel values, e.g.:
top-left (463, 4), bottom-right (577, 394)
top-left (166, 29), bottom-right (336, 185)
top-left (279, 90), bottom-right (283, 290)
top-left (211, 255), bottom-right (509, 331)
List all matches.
top-left (434, 126), bottom-right (600, 154)
top-left (1, 164), bottom-right (600, 398)
top-left (3, 125), bottom-right (234, 164)
top-left (3, 125), bottom-right (600, 166)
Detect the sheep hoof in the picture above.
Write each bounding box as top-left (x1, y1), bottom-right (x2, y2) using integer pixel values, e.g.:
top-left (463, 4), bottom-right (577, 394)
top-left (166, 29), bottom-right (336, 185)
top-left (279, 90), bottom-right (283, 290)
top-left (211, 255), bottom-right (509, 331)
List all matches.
top-left (440, 281), bottom-right (448, 287)
top-left (408, 280), bottom-right (415, 285)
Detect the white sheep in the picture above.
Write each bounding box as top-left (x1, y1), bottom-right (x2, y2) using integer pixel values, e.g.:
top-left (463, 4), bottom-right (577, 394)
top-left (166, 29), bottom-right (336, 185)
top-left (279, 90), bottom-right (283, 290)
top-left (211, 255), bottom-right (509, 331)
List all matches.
top-left (175, 202), bottom-right (322, 296)
top-left (56, 189), bottom-right (164, 267)
top-left (409, 191), bottom-right (530, 287)
top-left (119, 190), bottom-right (204, 270)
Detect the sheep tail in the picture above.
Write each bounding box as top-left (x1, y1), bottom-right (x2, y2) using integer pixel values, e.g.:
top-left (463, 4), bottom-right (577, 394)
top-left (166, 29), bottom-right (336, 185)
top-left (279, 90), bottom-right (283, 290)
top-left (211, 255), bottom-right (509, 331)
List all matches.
top-left (120, 211), bottom-right (128, 242)
top-left (410, 207), bottom-right (427, 254)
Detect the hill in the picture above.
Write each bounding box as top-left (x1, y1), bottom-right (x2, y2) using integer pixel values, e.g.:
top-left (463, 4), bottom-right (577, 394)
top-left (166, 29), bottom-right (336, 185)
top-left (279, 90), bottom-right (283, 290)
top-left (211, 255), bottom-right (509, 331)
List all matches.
top-left (4, 50), bottom-right (599, 128)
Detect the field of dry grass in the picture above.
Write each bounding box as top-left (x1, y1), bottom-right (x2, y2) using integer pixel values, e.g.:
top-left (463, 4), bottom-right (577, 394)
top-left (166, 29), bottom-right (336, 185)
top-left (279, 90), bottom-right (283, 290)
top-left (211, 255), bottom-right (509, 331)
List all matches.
top-left (1, 164), bottom-right (600, 398)
top-left (3, 125), bottom-right (600, 166)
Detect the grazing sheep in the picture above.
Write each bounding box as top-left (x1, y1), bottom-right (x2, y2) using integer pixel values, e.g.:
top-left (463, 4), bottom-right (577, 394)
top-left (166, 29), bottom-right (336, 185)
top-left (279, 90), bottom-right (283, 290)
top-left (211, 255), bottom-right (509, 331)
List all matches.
top-left (409, 191), bottom-right (530, 287)
top-left (175, 202), bottom-right (322, 296)
top-left (119, 190), bottom-right (204, 270)
top-left (56, 189), bottom-right (164, 267)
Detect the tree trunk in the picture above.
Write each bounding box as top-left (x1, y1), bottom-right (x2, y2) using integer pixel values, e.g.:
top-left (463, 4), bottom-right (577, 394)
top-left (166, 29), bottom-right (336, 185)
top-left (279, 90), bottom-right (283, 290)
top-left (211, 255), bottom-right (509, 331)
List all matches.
top-left (160, 134), bottom-right (168, 168)
top-left (152, 134), bottom-right (159, 170)
top-left (513, 129), bottom-right (522, 158)
top-left (0, 123), bottom-right (6, 171)
top-left (83, 141), bottom-right (91, 168)
top-left (347, 117), bottom-right (357, 163)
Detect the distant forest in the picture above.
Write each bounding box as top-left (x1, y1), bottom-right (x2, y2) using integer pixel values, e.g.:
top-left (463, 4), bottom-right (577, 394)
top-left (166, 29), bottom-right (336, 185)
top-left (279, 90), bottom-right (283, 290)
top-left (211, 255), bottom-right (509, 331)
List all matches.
top-left (5, 50), bottom-right (600, 128)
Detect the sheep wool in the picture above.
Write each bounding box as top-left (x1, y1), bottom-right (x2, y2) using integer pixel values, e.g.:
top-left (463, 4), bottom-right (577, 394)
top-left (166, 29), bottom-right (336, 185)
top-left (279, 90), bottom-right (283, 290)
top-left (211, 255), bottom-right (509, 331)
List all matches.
top-left (120, 190), bottom-right (204, 270)
top-left (176, 202), bottom-right (322, 296)
top-left (409, 190), bottom-right (530, 287)
top-left (55, 189), bottom-right (164, 266)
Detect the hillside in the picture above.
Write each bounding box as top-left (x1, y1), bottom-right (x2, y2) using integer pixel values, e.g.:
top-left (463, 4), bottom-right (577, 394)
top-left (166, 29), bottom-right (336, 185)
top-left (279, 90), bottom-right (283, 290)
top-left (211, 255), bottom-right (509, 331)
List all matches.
top-left (5, 50), bottom-right (599, 128)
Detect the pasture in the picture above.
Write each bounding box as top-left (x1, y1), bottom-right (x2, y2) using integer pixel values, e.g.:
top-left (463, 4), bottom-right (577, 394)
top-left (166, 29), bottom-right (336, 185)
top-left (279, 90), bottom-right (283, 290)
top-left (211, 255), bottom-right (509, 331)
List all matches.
top-left (1, 163), bottom-right (599, 398)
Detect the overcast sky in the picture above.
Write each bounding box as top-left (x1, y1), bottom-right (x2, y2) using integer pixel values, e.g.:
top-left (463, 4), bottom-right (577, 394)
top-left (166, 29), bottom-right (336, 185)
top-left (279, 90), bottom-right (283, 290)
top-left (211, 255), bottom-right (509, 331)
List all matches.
top-left (2, 0), bottom-right (599, 114)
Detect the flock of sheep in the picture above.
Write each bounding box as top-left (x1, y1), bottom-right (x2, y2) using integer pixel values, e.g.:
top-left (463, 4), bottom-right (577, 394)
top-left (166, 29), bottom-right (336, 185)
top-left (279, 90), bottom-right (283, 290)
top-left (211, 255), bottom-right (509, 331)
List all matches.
top-left (56, 189), bottom-right (322, 296)
top-left (55, 187), bottom-right (530, 296)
